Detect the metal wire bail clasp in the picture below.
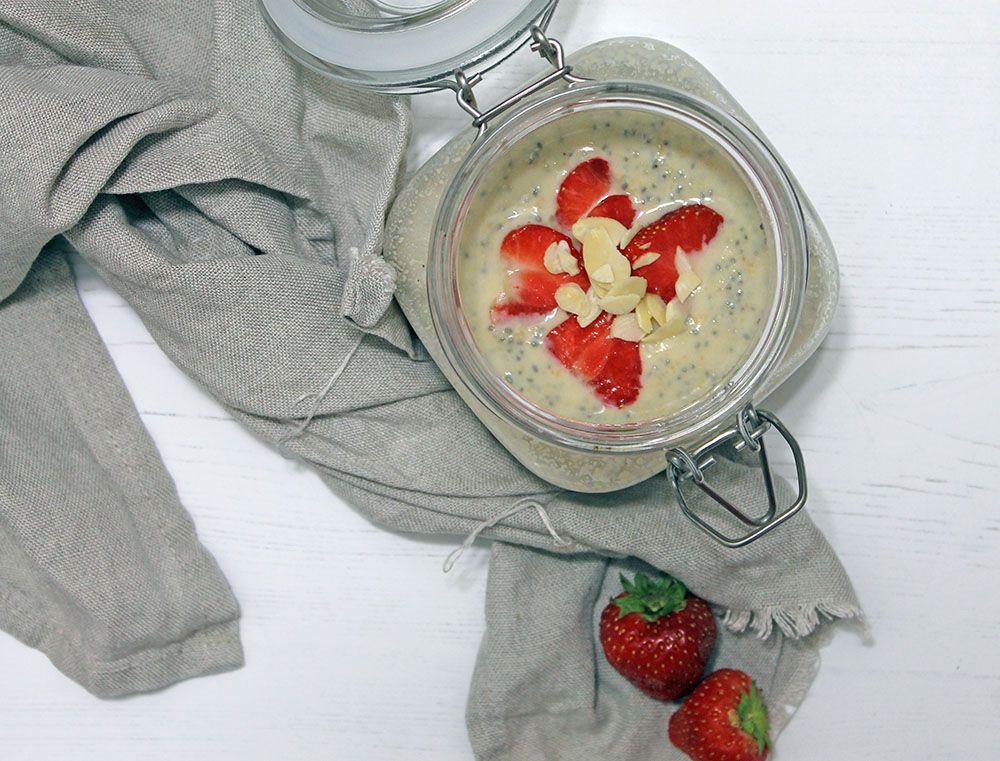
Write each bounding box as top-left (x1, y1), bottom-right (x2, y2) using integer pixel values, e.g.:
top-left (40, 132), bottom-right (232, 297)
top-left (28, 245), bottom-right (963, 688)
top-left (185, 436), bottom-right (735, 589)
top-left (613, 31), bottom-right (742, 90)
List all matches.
top-left (445, 26), bottom-right (589, 139)
top-left (666, 405), bottom-right (808, 548)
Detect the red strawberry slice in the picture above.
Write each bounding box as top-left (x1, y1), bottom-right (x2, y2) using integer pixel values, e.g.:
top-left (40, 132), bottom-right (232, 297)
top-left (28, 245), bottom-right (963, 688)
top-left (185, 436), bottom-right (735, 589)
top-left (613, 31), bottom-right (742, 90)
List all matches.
top-left (545, 313), bottom-right (642, 408)
top-left (491, 271), bottom-right (566, 319)
top-left (491, 225), bottom-right (588, 321)
top-left (555, 158), bottom-right (612, 228)
top-left (622, 204), bottom-right (724, 300)
top-left (545, 312), bottom-right (611, 367)
top-left (588, 194), bottom-right (636, 228)
top-left (590, 341), bottom-right (642, 408)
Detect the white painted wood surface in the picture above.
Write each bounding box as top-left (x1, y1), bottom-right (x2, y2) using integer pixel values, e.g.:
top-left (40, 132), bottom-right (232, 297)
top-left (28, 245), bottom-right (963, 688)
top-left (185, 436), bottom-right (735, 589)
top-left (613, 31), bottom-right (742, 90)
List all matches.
top-left (2, 1), bottom-right (998, 759)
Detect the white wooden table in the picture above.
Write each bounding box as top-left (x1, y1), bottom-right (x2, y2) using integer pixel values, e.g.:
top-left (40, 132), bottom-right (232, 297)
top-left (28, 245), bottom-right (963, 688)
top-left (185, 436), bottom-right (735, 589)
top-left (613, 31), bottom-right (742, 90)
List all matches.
top-left (2, 2), bottom-right (998, 759)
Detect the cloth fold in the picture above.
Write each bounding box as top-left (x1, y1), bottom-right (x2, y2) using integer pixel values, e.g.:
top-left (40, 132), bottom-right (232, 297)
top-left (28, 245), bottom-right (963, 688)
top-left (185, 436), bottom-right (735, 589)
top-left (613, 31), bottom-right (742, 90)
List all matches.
top-left (0, 243), bottom-right (242, 696)
top-left (0, 0), bottom-right (860, 756)
top-left (468, 543), bottom-right (824, 761)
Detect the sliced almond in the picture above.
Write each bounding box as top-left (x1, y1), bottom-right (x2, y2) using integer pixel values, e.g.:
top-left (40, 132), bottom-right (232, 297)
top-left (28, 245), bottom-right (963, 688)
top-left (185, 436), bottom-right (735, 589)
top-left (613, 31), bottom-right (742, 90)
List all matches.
top-left (582, 228), bottom-right (631, 287)
top-left (631, 251), bottom-right (661, 270)
top-left (620, 216), bottom-right (649, 249)
top-left (572, 216), bottom-right (628, 247)
top-left (675, 271), bottom-right (702, 302)
top-left (609, 276), bottom-right (648, 299)
top-left (609, 251), bottom-right (632, 283)
top-left (543, 240), bottom-right (579, 276)
top-left (576, 288), bottom-right (603, 327)
top-left (542, 240), bottom-right (566, 274)
top-left (642, 322), bottom-right (683, 343)
top-left (642, 298), bottom-right (687, 342)
top-left (643, 292), bottom-right (669, 326)
top-left (600, 294), bottom-right (641, 315)
top-left (634, 298), bottom-right (653, 332)
top-left (674, 248), bottom-right (693, 274)
top-left (664, 297), bottom-right (687, 328)
top-left (643, 300), bottom-right (686, 342)
top-left (599, 276), bottom-right (647, 315)
top-left (610, 313), bottom-right (650, 342)
top-left (589, 280), bottom-right (611, 299)
top-left (554, 283), bottom-right (589, 315)
top-left (590, 263), bottom-right (614, 284)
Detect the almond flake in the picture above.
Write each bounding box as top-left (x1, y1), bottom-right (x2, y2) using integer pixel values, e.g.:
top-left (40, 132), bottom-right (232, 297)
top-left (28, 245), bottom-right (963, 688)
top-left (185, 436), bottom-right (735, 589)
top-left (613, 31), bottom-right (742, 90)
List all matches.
top-left (634, 298), bottom-right (653, 332)
top-left (599, 277), bottom-right (647, 315)
top-left (600, 293), bottom-right (643, 315)
top-left (554, 283), bottom-right (588, 315)
top-left (642, 298), bottom-right (687, 342)
top-left (590, 263), bottom-right (614, 284)
top-left (620, 216), bottom-right (649, 249)
top-left (589, 280), bottom-right (611, 298)
top-left (610, 276), bottom-right (648, 299)
top-left (582, 228), bottom-right (631, 288)
top-left (675, 271), bottom-right (702, 302)
top-left (631, 251), bottom-right (661, 270)
top-left (572, 216), bottom-right (629, 247)
top-left (664, 297), bottom-right (687, 327)
top-left (674, 248), bottom-right (693, 274)
top-left (642, 293), bottom-right (668, 326)
top-left (610, 313), bottom-right (650, 342)
top-left (609, 252), bottom-right (632, 283)
top-left (576, 289), bottom-right (603, 327)
top-left (543, 240), bottom-right (579, 276)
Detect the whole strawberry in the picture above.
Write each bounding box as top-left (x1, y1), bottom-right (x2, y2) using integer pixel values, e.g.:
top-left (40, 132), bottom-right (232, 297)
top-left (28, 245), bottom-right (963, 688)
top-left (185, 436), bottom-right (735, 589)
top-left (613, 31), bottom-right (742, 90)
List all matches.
top-left (668, 669), bottom-right (771, 761)
top-left (598, 572), bottom-right (716, 700)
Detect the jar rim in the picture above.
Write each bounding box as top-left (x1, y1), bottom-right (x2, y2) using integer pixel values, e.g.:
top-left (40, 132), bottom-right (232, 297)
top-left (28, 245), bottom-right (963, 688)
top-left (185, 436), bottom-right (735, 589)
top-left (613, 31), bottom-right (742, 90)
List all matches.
top-left (259, 0), bottom-right (557, 92)
top-left (428, 81), bottom-right (809, 453)
top-left (294, 0), bottom-right (474, 32)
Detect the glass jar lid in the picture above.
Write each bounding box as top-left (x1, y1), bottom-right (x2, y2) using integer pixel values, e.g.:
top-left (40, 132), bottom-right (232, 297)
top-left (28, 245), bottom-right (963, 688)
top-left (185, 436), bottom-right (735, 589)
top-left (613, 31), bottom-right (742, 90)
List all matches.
top-left (259, 0), bottom-right (558, 92)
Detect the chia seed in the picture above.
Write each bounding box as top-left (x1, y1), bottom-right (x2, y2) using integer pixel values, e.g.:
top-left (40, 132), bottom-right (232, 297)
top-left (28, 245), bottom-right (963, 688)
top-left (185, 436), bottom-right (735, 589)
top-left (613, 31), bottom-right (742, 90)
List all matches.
top-left (455, 107), bottom-right (773, 425)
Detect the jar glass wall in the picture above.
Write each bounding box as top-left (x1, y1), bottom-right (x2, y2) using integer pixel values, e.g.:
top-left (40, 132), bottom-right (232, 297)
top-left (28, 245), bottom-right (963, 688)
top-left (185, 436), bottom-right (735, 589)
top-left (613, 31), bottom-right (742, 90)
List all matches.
top-left (428, 81), bottom-right (808, 454)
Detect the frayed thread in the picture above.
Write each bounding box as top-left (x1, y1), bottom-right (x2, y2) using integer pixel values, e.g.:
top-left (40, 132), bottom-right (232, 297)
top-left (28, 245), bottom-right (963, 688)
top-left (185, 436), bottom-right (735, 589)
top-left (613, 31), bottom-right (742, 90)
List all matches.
top-left (278, 332), bottom-right (365, 444)
top-left (443, 498), bottom-right (573, 573)
top-left (722, 601), bottom-right (864, 640)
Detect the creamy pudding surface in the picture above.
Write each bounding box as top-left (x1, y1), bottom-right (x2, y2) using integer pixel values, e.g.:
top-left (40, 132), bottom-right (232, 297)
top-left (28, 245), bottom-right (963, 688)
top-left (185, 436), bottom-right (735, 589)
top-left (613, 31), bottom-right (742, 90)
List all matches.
top-left (456, 107), bottom-right (777, 425)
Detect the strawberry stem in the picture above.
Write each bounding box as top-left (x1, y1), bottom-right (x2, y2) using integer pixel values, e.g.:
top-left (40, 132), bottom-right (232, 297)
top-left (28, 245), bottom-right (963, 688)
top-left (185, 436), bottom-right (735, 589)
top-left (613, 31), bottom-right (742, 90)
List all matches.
top-left (614, 572), bottom-right (688, 622)
top-left (737, 682), bottom-right (771, 755)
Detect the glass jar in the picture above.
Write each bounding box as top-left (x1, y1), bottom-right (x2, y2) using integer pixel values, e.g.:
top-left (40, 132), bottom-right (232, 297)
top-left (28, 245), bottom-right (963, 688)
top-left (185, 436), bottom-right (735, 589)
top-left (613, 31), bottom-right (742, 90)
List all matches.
top-left (261, 0), bottom-right (836, 546)
top-left (430, 81), bottom-right (807, 453)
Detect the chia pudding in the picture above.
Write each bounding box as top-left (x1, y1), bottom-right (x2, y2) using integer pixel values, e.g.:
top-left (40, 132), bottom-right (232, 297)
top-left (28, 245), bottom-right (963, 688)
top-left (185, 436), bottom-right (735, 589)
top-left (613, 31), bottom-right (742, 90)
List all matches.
top-left (456, 107), bottom-right (776, 425)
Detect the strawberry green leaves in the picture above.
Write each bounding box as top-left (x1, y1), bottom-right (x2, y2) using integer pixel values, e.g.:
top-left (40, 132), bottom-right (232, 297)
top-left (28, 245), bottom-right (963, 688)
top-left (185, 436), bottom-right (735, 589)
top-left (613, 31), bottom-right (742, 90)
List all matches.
top-left (614, 572), bottom-right (688, 622)
top-left (737, 682), bottom-right (772, 756)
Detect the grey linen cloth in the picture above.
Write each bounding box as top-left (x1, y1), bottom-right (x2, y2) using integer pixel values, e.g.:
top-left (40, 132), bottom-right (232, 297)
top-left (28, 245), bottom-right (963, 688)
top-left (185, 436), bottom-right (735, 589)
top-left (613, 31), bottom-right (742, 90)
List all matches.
top-left (0, 0), bottom-right (860, 757)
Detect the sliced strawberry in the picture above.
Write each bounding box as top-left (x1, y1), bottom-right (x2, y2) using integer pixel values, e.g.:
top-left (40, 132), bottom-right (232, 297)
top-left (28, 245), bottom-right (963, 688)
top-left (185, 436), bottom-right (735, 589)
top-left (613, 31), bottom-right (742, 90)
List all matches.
top-left (491, 225), bottom-right (588, 322)
top-left (591, 341), bottom-right (642, 408)
top-left (498, 224), bottom-right (573, 266)
top-left (574, 333), bottom-right (614, 379)
top-left (555, 158), bottom-right (612, 228)
top-left (622, 204), bottom-right (724, 300)
top-left (491, 271), bottom-right (565, 318)
top-left (545, 313), bottom-right (643, 408)
top-left (588, 194), bottom-right (636, 228)
top-left (546, 312), bottom-right (614, 368)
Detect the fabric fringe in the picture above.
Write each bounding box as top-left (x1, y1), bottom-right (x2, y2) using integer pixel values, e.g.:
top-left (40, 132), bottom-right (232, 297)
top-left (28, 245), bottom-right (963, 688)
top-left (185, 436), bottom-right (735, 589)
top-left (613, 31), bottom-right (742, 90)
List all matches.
top-left (722, 601), bottom-right (864, 640)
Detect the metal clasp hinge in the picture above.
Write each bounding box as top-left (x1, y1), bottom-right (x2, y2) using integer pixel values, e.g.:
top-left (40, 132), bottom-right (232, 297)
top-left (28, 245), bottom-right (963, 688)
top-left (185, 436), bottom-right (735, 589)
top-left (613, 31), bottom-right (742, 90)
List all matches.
top-left (440, 26), bottom-right (589, 139)
top-left (666, 405), bottom-right (808, 548)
